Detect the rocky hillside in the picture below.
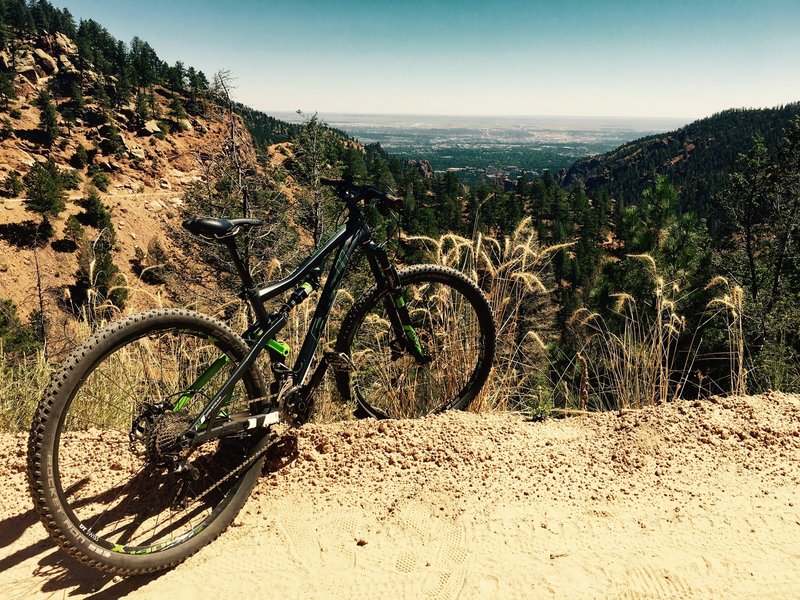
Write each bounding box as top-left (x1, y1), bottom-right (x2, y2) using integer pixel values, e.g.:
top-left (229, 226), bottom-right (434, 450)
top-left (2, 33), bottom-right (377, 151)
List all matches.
top-left (0, 30), bottom-right (264, 331)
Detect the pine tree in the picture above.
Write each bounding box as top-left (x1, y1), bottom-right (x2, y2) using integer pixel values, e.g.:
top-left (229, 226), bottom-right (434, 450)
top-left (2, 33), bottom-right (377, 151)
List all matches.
top-left (34, 88), bottom-right (59, 147)
top-left (23, 159), bottom-right (66, 241)
top-left (0, 71), bottom-right (16, 108)
top-left (134, 89), bottom-right (150, 123)
top-left (292, 112), bottom-right (339, 244)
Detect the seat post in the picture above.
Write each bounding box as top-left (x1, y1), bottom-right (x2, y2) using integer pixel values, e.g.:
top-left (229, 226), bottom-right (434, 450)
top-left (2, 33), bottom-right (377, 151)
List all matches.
top-left (221, 238), bottom-right (255, 290)
top-left (222, 237), bottom-right (273, 325)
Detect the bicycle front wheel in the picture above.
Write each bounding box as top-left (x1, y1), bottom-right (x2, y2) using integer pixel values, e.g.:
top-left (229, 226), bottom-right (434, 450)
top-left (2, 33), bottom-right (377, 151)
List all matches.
top-left (28, 309), bottom-right (269, 575)
top-left (335, 265), bottom-right (496, 419)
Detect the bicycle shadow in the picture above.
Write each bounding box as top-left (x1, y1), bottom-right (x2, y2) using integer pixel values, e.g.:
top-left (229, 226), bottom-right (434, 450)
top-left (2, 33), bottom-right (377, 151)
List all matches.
top-left (0, 431), bottom-right (300, 599)
top-left (263, 430), bottom-right (300, 473)
top-left (0, 507), bottom-right (161, 599)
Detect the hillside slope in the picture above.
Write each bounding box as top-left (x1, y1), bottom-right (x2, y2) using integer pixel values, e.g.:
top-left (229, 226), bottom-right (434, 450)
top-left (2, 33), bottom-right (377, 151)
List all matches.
top-left (1, 392), bottom-right (798, 598)
top-left (561, 103), bottom-right (800, 217)
top-left (0, 32), bottom-right (263, 323)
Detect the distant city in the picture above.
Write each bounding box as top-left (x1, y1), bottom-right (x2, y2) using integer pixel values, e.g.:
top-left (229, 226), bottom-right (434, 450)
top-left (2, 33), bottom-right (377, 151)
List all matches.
top-left (274, 112), bottom-right (689, 183)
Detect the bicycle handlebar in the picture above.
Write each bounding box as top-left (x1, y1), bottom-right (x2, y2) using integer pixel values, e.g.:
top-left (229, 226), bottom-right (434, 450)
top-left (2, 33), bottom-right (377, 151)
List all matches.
top-left (319, 177), bottom-right (404, 212)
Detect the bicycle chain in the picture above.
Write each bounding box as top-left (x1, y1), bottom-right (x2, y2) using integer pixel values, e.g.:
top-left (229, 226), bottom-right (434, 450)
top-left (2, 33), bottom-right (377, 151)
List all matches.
top-left (174, 381), bottom-right (296, 509)
top-left (173, 429), bottom-right (278, 510)
top-left (173, 371), bottom-right (306, 508)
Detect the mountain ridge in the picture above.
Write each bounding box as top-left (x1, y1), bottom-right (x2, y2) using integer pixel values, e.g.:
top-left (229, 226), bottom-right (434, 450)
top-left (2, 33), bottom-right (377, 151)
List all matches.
top-left (559, 102), bottom-right (800, 218)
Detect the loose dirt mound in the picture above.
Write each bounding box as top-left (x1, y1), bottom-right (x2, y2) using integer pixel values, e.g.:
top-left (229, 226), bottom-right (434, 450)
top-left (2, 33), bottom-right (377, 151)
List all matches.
top-left (1, 393), bottom-right (799, 598)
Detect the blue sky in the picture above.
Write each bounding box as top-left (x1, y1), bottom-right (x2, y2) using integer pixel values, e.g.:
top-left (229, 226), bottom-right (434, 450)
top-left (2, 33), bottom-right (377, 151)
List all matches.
top-left (52, 0), bottom-right (800, 119)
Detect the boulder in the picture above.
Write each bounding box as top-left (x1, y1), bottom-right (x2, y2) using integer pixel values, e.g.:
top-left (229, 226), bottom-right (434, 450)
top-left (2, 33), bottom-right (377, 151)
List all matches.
top-left (114, 110), bottom-right (130, 126)
top-left (33, 49), bottom-right (58, 75)
top-left (129, 146), bottom-right (146, 160)
top-left (19, 67), bottom-right (39, 86)
top-left (0, 51), bottom-right (10, 71)
top-left (141, 120), bottom-right (161, 135)
top-left (406, 159), bottom-right (435, 180)
top-left (15, 51), bottom-right (36, 73)
top-left (15, 52), bottom-right (40, 85)
top-left (54, 32), bottom-right (78, 55)
top-left (97, 159), bottom-right (121, 172)
top-left (57, 54), bottom-right (76, 73)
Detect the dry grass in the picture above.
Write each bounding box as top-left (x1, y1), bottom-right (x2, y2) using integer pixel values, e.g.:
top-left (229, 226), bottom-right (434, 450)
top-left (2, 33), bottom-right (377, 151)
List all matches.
top-left (407, 217), bottom-right (563, 417)
top-left (0, 224), bottom-right (756, 433)
top-left (705, 276), bottom-right (748, 397)
top-left (0, 345), bottom-right (51, 431)
top-left (568, 258), bottom-right (753, 411)
top-left (568, 256), bottom-right (689, 410)
top-left (0, 220), bottom-right (564, 430)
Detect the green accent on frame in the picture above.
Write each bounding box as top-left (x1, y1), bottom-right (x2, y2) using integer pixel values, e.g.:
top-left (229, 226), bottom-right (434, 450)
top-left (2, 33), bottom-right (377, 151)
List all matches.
top-left (173, 354), bottom-right (230, 411)
top-left (268, 339), bottom-right (290, 357)
top-left (403, 325), bottom-right (423, 356)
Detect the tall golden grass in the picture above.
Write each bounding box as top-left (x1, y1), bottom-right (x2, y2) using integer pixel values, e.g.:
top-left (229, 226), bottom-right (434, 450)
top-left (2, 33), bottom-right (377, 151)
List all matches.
top-left (705, 276), bottom-right (748, 397)
top-left (406, 217), bottom-right (566, 417)
top-left (569, 259), bottom-right (686, 410)
top-left (569, 257), bottom-right (751, 411)
top-left (0, 345), bottom-right (51, 431)
top-left (0, 224), bottom-right (754, 432)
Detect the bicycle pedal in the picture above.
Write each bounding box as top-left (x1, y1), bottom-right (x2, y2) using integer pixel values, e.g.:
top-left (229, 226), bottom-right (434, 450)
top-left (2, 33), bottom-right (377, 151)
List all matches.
top-left (324, 351), bottom-right (355, 373)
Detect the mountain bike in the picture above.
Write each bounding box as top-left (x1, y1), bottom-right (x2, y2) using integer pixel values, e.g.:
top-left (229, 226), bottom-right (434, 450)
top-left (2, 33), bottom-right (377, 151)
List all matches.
top-left (27, 178), bottom-right (496, 575)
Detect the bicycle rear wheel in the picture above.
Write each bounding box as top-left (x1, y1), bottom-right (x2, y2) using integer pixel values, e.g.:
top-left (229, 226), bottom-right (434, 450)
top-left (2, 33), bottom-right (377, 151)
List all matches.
top-left (335, 265), bottom-right (495, 419)
top-left (28, 309), bottom-right (269, 575)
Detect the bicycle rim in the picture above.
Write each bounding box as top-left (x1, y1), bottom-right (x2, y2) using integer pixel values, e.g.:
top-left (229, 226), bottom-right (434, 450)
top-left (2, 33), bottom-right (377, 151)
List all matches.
top-left (346, 269), bottom-right (491, 418)
top-left (48, 325), bottom-right (262, 558)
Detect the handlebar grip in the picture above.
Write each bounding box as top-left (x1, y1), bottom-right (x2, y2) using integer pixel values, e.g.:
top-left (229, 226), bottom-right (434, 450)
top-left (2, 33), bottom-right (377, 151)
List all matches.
top-left (318, 176), bottom-right (404, 211)
top-left (384, 193), bottom-right (404, 211)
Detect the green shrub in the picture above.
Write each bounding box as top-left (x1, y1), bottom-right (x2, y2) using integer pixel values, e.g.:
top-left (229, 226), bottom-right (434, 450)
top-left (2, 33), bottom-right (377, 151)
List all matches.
top-left (88, 165), bottom-right (110, 192)
top-left (81, 186), bottom-right (114, 242)
top-left (70, 145), bottom-right (89, 169)
top-left (0, 298), bottom-right (40, 355)
top-left (64, 214), bottom-right (84, 243)
top-left (3, 172), bottom-right (23, 197)
top-left (61, 169), bottom-right (82, 190)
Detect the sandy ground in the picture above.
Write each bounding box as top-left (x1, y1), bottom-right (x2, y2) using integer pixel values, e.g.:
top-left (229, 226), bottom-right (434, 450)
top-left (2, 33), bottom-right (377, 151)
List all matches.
top-left (1, 392), bottom-right (799, 599)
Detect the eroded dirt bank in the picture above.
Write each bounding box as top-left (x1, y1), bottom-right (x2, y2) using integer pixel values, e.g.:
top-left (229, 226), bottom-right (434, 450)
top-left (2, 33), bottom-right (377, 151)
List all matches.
top-left (1, 392), bottom-right (799, 599)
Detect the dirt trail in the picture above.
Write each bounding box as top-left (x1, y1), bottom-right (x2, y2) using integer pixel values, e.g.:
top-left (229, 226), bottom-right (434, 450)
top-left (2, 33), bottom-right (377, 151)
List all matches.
top-left (1, 392), bottom-right (799, 599)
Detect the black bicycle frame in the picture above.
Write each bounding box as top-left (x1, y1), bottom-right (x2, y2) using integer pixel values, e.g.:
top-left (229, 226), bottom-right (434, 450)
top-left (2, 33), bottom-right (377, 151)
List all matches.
top-left (184, 206), bottom-right (402, 445)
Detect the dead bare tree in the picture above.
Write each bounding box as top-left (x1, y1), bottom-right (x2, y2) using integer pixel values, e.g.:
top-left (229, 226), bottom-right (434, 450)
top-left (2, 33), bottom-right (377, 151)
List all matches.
top-left (180, 70), bottom-right (298, 309)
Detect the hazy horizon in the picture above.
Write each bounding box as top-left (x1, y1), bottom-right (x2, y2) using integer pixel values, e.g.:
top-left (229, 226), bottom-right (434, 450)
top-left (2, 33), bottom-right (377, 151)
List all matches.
top-left (274, 111), bottom-right (691, 129)
top-left (279, 112), bottom-right (684, 182)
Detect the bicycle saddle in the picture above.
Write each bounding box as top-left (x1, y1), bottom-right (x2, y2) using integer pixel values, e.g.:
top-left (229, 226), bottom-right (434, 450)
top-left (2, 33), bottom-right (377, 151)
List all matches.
top-left (182, 217), bottom-right (263, 239)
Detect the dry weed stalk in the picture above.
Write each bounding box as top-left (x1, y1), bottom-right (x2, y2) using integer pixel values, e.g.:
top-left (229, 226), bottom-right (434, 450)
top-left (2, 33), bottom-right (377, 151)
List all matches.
top-left (571, 255), bottom-right (687, 410)
top-left (0, 344), bottom-right (51, 430)
top-left (411, 218), bottom-right (562, 415)
top-left (706, 277), bottom-right (747, 396)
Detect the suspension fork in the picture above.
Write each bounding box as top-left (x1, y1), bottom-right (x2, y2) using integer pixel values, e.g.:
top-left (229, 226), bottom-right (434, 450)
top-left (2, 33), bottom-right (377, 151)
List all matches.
top-left (363, 241), bottom-right (431, 363)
